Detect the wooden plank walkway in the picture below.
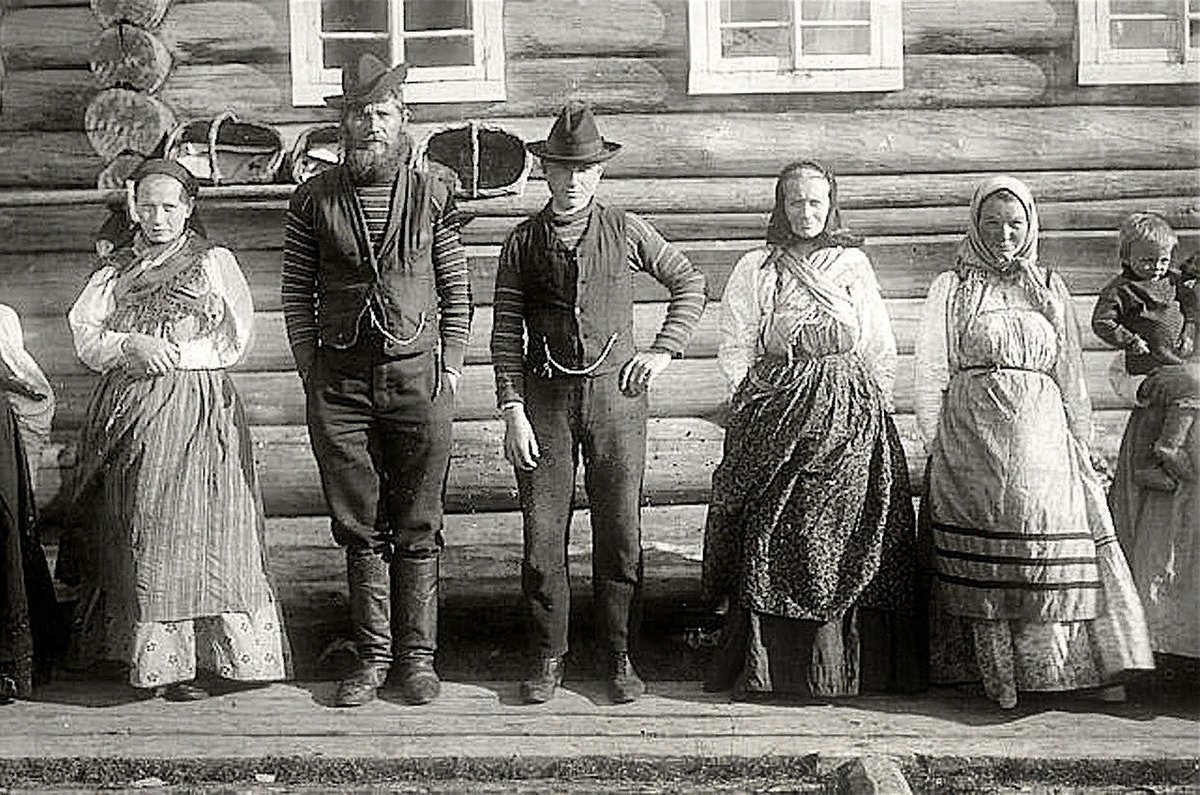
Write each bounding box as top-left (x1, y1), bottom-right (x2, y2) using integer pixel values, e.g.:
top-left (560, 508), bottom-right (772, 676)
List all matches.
top-left (0, 680), bottom-right (1195, 762)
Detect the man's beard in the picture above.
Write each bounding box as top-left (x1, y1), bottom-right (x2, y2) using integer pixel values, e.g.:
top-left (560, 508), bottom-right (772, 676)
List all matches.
top-left (345, 136), bottom-right (410, 185)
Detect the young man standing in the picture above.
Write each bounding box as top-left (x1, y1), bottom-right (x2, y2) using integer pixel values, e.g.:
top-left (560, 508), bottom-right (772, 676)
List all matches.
top-left (282, 54), bottom-right (472, 707)
top-left (491, 102), bottom-right (707, 704)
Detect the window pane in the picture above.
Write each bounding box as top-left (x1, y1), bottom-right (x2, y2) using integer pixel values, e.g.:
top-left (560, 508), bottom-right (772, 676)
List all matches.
top-left (323, 37), bottom-right (389, 68)
top-left (1110, 0), bottom-right (1174, 15)
top-left (800, 25), bottom-right (871, 54)
top-left (721, 26), bottom-right (791, 57)
top-left (720, 0), bottom-right (790, 23)
top-left (800, 0), bottom-right (870, 22)
top-left (1191, 17), bottom-right (1200, 45)
top-left (322, 0), bottom-right (388, 32)
top-left (406, 35), bottom-right (475, 66)
top-left (405, 0), bottom-right (471, 31)
top-left (1110, 18), bottom-right (1180, 47)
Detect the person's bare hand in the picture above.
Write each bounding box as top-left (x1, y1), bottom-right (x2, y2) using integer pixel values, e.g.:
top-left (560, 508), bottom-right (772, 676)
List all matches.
top-left (619, 349), bottom-right (672, 396)
top-left (1129, 337), bottom-right (1151, 357)
top-left (122, 333), bottom-right (179, 377)
top-left (503, 404), bottom-right (540, 471)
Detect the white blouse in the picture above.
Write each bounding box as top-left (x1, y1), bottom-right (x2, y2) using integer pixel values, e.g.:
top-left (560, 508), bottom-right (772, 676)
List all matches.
top-left (914, 269), bottom-right (1093, 454)
top-left (68, 246), bottom-right (255, 373)
top-left (717, 245), bottom-right (898, 409)
top-left (0, 304), bottom-right (55, 475)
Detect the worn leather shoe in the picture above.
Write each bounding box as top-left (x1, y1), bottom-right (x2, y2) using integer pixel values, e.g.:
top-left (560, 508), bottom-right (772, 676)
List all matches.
top-left (520, 656), bottom-right (564, 704)
top-left (161, 681), bottom-right (209, 702)
top-left (607, 652), bottom-right (645, 704)
top-left (334, 664), bottom-right (385, 707)
top-left (395, 657), bottom-right (441, 705)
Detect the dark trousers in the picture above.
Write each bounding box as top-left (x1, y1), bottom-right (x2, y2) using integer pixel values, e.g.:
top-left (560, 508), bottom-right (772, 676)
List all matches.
top-left (516, 368), bottom-right (647, 658)
top-left (305, 341), bottom-right (452, 556)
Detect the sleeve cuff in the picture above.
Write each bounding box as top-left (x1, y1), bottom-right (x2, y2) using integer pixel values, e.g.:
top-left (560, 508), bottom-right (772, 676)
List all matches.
top-left (496, 378), bottom-right (524, 407)
top-left (291, 343), bottom-right (317, 376)
top-left (442, 341), bottom-right (467, 373)
top-left (649, 338), bottom-right (684, 357)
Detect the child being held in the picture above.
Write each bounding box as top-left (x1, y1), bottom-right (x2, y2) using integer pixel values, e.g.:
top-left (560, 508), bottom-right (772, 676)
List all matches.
top-left (1091, 212), bottom-right (1198, 490)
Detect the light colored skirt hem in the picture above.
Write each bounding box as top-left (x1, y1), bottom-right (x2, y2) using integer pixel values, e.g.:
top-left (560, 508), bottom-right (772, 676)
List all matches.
top-left (930, 440), bottom-right (1155, 704)
top-left (126, 604), bottom-right (288, 689)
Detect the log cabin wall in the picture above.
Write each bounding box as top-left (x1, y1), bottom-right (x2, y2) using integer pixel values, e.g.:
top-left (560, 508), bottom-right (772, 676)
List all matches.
top-left (0, 1), bottom-right (1198, 633)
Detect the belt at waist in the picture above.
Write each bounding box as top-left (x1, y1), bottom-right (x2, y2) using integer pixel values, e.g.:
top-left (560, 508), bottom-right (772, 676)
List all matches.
top-left (957, 363), bottom-right (1050, 375)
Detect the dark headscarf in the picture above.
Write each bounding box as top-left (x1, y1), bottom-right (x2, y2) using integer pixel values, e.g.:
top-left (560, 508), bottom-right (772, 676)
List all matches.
top-left (764, 159), bottom-right (862, 251)
top-left (94, 159), bottom-right (207, 255)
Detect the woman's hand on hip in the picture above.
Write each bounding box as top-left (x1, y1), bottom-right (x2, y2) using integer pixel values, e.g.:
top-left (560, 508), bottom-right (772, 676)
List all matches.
top-left (620, 349), bottom-right (672, 396)
top-left (503, 404), bottom-right (540, 471)
top-left (122, 333), bottom-right (180, 377)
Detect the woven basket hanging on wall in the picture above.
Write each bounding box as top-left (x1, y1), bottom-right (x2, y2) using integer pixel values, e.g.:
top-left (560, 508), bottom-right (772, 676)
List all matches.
top-left (289, 124), bottom-right (342, 184)
top-left (163, 109), bottom-right (285, 186)
top-left (412, 121), bottom-right (530, 200)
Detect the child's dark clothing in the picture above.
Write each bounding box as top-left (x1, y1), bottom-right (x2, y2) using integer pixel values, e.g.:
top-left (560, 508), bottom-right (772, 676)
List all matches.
top-left (1091, 269), bottom-right (1197, 375)
top-left (1092, 267), bottom-right (1199, 488)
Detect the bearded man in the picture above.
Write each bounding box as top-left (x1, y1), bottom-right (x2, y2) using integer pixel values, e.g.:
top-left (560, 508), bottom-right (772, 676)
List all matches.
top-left (281, 54), bottom-right (472, 707)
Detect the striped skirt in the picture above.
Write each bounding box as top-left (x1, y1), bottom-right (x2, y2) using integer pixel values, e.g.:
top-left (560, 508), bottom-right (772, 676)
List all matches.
top-left (63, 368), bottom-right (287, 686)
top-left (926, 369), bottom-right (1152, 704)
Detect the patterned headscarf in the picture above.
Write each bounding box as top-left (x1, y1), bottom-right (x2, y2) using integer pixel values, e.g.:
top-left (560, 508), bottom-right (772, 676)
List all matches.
top-left (955, 175), bottom-right (1040, 276)
top-left (764, 159), bottom-right (862, 250)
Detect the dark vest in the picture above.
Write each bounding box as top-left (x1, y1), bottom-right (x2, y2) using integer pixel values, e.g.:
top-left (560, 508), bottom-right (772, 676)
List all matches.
top-left (513, 203), bottom-right (635, 377)
top-left (305, 165), bottom-right (446, 355)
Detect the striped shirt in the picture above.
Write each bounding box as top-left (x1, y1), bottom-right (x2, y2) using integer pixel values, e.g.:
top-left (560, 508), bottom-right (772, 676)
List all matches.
top-left (491, 203), bottom-right (708, 405)
top-left (281, 177), bottom-right (472, 374)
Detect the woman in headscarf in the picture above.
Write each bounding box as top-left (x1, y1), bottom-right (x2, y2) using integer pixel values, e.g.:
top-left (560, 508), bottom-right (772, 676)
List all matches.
top-left (0, 305), bottom-right (61, 702)
top-left (62, 159), bottom-right (288, 700)
top-left (914, 176), bottom-right (1153, 709)
top-left (701, 160), bottom-right (923, 700)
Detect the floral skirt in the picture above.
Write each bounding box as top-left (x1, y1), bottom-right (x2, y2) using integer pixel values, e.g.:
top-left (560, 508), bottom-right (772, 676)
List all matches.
top-left (701, 353), bottom-right (924, 696)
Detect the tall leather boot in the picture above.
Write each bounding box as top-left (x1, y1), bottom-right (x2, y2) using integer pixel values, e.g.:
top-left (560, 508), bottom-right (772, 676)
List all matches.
top-left (335, 546), bottom-right (392, 708)
top-left (391, 555), bottom-right (441, 705)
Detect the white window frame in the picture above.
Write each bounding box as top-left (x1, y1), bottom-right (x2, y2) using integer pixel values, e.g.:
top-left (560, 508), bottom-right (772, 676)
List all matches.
top-left (289, 0), bottom-right (506, 106)
top-left (1078, 0), bottom-right (1200, 84)
top-left (687, 0), bottom-right (903, 94)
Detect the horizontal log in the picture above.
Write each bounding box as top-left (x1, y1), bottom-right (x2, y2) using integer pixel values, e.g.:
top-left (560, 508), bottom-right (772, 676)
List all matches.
top-left (5, 169), bottom-right (1197, 216)
top-left (40, 349), bottom-right (1141, 439)
top-left (4, 196), bottom-right (1197, 256)
top-left (0, 0), bottom-right (1096, 71)
top-left (34, 410), bottom-right (1132, 518)
top-left (0, 131), bottom-right (99, 188)
top-left (7, 51), bottom-right (1199, 135)
top-left (15, 296), bottom-right (1122, 380)
top-left (6, 232), bottom-right (1199, 318)
top-left (3, 107), bottom-right (1197, 187)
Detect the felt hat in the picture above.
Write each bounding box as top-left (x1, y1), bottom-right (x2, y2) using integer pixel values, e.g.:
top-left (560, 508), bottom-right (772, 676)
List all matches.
top-left (526, 102), bottom-right (621, 164)
top-left (324, 52), bottom-right (408, 109)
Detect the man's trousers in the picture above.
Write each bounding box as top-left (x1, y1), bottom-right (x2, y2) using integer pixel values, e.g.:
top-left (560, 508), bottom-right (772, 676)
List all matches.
top-left (515, 368), bottom-right (647, 658)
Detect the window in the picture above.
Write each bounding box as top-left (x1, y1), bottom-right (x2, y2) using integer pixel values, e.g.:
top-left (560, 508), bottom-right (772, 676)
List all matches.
top-left (289, 0), bottom-right (505, 106)
top-left (1078, 0), bottom-right (1200, 84)
top-left (687, 0), bottom-right (903, 94)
